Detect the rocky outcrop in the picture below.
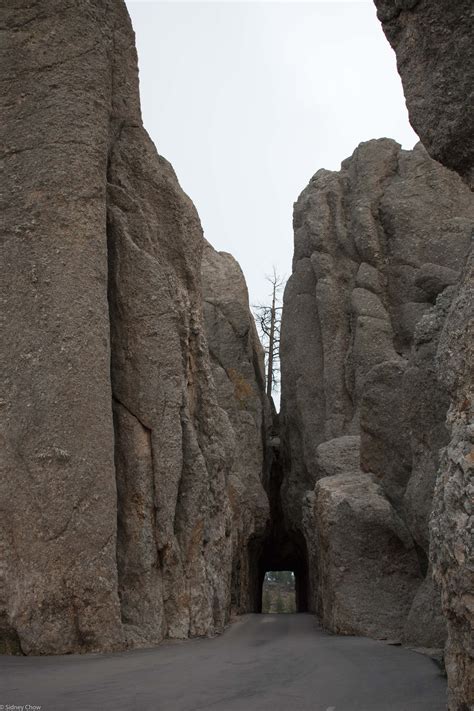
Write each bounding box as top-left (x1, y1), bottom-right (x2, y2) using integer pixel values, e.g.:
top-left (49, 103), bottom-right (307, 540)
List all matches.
top-left (201, 243), bottom-right (271, 615)
top-left (430, 257), bottom-right (474, 709)
top-left (1, 0), bottom-right (268, 654)
top-left (280, 139), bottom-right (473, 645)
top-left (373, 0), bottom-right (473, 185)
top-left (374, 3), bottom-right (474, 708)
top-left (304, 467), bottom-right (421, 640)
top-left (108, 138), bottom-right (235, 647)
top-left (2, 0), bottom-right (127, 655)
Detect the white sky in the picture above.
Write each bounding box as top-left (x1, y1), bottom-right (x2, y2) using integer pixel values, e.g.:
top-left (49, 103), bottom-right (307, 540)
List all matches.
top-left (125, 1), bottom-right (418, 306)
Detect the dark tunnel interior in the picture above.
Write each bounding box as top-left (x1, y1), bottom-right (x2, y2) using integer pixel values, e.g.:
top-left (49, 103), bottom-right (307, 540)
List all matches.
top-left (247, 437), bottom-right (311, 614)
top-left (250, 529), bottom-right (310, 613)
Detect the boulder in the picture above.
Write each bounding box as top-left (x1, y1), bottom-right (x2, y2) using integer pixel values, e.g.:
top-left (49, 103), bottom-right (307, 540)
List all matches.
top-left (316, 436), bottom-right (361, 478)
top-left (303, 472), bottom-right (421, 640)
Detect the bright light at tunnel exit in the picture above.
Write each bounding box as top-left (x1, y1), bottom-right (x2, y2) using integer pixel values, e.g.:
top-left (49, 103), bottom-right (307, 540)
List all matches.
top-left (262, 571), bottom-right (296, 613)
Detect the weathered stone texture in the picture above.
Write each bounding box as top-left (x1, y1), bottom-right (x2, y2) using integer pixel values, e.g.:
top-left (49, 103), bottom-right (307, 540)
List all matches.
top-left (1, 0), bottom-right (127, 655)
top-left (281, 139), bottom-right (473, 645)
top-left (304, 470), bottom-right (421, 640)
top-left (107, 129), bottom-right (236, 645)
top-left (202, 243), bottom-right (271, 615)
top-left (1, 0), bottom-right (268, 653)
top-left (374, 0), bottom-right (474, 185)
top-left (430, 252), bottom-right (474, 709)
top-left (375, 3), bottom-right (474, 707)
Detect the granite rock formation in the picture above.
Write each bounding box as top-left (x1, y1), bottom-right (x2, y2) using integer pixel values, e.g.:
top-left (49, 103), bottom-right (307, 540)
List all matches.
top-left (373, 0), bottom-right (473, 186)
top-left (280, 139), bottom-right (473, 644)
top-left (201, 243), bottom-right (271, 615)
top-left (303, 467), bottom-right (421, 640)
top-left (1, 0), bottom-right (268, 654)
top-left (375, 3), bottom-right (474, 707)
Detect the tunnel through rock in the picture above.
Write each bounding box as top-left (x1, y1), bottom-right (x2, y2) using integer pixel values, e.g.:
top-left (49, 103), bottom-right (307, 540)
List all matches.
top-left (247, 435), bottom-right (311, 614)
top-left (254, 529), bottom-right (310, 613)
top-left (262, 572), bottom-right (296, 613)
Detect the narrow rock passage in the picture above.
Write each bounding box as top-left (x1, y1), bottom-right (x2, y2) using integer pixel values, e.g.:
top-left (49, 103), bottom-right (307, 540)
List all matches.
top-left (0, 614), bottom-right (446, 711)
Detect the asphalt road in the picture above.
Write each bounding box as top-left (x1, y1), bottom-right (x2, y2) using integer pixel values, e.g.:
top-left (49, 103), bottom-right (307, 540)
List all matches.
top-left (0, 614), bottom-right (446, 711)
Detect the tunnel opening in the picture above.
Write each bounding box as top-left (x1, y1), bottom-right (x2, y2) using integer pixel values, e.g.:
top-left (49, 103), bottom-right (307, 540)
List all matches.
top-left (247, 428), bottom-right (311, 614)
top-left (254, 528), bottom-right (310, 613)
top-left (262, 571), bottom-right (296, 613)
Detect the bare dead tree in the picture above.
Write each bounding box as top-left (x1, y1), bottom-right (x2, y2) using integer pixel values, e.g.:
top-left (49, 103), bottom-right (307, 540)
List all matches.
top-left (252, 268), bottom-right (284, 398)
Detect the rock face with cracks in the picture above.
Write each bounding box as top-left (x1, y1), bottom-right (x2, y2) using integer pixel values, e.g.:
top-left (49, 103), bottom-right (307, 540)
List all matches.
top-left (1, 0), bottom-right (268, 654)
top-left (374, 2), bottom-right (474, 708)
top-left (201, 243), bottom-right (271, 615)
top-left (373, 0), bottom-right (474, 186)
top-left (280, 139), bottom-right (473, 645)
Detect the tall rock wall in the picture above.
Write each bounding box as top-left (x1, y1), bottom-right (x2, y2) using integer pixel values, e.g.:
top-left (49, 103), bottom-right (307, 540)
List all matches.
top-left (1, 0), bottom-right (268, 654)
top-left (1, 0), bottom-right (128, 655)
top-left (374, 3), bottom-right (474, 708)
top-left (202, 243), bottom-right (271, 615)
top-left (280, 139), bottom-right (473, 645)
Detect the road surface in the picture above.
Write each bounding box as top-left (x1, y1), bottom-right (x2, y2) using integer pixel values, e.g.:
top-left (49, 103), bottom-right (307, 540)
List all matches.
top-left (0, 614), bottom-right (446, 711)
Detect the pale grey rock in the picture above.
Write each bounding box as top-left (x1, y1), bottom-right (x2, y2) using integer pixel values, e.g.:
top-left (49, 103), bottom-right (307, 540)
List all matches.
top-left (201, 243), bottom-right (270, 616)
top-left (281, 138), bottom-right (473, 649)
top-left (351, 288), bottom-right (389, 321)
top-left (279, 258), bottom-right (326, 530)
top-left (1, 0), bottom-right (268, 654)
top-left (316, 436), bottom-right (361, 478)
top-left (107, 128), bottom-right (235, 645)
top-left (374, 4), bottom-right (474, 706)
top-left (401, 292), bottom-right (454, 556)
top-left (360, 359), bottom-right (412, 506)
top-left (373, 0), bottom-right (474, 184)
top-left (282, 138), bottom-right (472, 521)
top-left (303, 473), bottom-right (421, 640)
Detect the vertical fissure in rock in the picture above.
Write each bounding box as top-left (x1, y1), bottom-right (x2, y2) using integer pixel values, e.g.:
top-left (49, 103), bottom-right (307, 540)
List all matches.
top-left (246, 418), bottom-right (311, 614)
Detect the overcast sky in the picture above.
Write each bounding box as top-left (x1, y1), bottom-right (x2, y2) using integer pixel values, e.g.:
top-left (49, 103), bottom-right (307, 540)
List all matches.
top-left (125, 1), bottom-right (418, 306)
